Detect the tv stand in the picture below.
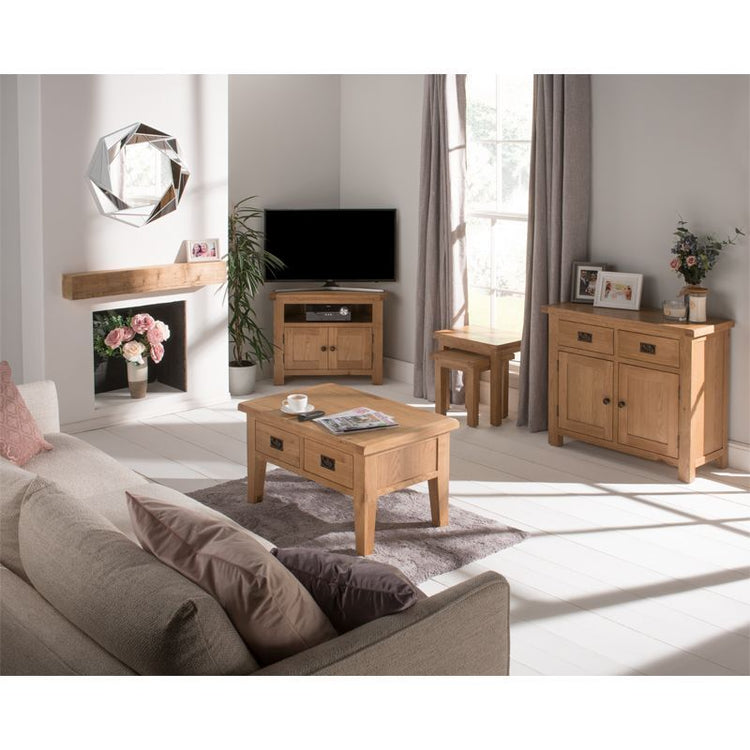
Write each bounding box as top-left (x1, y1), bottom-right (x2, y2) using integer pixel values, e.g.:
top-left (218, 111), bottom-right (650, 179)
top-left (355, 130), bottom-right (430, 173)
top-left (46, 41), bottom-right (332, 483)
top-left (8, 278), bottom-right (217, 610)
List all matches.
top-left (270, 289), bottom-right (386, 385)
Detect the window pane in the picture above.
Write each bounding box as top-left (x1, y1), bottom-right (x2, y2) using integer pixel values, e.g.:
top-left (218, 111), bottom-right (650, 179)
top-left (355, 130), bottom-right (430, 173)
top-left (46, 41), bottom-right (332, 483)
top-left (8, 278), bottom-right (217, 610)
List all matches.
top-left (491, 220), bottom-right (527, 294)
top-left (498, 75), bottom-right (533, 141)
top-left (467, 74), bottom-right (497, 142)
top-left (467, 140), bottom-right (496, 211)
top-left (466, 216), bottom-right (492, 289)
top-left (498, 142), bottom-right (531, 213)
top-left (467, 287), bottom-right (492, 328)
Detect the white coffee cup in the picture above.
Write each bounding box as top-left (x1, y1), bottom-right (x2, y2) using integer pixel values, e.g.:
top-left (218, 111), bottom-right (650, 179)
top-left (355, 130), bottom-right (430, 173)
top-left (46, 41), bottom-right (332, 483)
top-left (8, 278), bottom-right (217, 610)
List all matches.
top-left (282, 393), bottom-right (308, 413)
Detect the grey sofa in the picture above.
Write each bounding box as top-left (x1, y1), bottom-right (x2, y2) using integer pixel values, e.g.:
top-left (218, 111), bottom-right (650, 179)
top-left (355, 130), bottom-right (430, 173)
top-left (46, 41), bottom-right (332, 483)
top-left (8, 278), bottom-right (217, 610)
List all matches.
top-left (0, 380), bottom-right (510, 676)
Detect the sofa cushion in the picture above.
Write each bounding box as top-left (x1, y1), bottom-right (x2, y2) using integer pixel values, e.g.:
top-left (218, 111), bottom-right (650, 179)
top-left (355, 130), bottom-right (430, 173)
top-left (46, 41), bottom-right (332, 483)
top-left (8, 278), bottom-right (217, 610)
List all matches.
top-left (0, 361), bottom-right (53, 466)
top-left (126, 492), bottom-right (337, 665)
top-left (0, 461), bottom-right (37, 581)
top-left (19, 479), bottom-right (258, 675)
top-left (272, 547), bottom-right (424, 633)
top-left (23, 432), bottom-right (148, 499)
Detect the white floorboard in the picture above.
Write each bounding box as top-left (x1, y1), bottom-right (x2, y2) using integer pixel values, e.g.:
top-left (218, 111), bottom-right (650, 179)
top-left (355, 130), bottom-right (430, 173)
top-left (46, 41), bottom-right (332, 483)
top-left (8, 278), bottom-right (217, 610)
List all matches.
top-left (76, 376), bottom-right (750, 676)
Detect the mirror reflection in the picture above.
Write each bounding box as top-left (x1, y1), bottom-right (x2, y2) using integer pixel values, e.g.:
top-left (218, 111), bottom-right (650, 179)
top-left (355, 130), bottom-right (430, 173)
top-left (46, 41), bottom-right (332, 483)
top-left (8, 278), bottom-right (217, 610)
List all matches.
top-left (88, 122), bottom-right (190, 228)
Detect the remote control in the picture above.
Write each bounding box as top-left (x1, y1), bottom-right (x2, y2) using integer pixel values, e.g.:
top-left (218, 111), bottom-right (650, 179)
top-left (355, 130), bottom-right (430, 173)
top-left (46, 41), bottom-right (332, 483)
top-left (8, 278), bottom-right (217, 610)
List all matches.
top-left (298, 410), bottom-right (325, 422)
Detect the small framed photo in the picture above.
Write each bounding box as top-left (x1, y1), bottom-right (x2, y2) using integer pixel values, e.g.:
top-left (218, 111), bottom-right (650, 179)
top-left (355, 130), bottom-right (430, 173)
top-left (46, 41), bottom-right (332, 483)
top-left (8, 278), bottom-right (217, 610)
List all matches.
top-left (593, 271), bottom-right (643, 310)
top-left (571, 261), bottom-right (610, 304)
top-left (187, 238), bottom-right (220, 262)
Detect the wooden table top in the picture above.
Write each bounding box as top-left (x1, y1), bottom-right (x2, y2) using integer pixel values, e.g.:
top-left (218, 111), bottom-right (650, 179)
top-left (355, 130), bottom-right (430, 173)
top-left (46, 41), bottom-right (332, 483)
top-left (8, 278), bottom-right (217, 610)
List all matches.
top-left (434, 325), bottom-right (522, 350)
top-left (238, 383), bottom-right (459, 455)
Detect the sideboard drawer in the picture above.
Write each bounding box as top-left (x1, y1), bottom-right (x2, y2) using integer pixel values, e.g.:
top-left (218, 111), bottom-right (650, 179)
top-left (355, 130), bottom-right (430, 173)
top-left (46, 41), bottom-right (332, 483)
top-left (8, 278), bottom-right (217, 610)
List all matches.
top-left (558, 319), bottom-right (614, 355)
top-left (303, 439), bottom-right (354, 489)
top-left (617, 330), bottom-right (680, 368)
top-left (256, 423), bottom-right (300, 467)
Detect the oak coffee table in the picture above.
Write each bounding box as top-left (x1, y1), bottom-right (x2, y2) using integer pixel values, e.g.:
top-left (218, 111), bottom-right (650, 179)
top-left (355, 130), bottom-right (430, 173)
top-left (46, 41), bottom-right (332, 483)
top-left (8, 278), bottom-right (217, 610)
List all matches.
top-left (238, 383), bottom-right (459, 556)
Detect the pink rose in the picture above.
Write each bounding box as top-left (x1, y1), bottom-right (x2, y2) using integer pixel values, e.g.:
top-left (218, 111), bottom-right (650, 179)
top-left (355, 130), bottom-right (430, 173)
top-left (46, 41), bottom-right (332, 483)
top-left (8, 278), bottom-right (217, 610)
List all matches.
top-left (104, 327), bottom-right (125, 349)
top-left (121, 326), bottom-right (135, 342)
top-left (670, 258), bottom-right (680, 270)
top-left (130, 313), bottom-right (155, 334)
top-left (686, 256), bottom-right (697, 267)
top-left (147, 320), bottom-right (171, 345)
top-left (149, 342), bottom-right (165, 364)
top-left (147, 327), bottom-right (163, 345)
top-left (122, 340), bottom-right (146, 364)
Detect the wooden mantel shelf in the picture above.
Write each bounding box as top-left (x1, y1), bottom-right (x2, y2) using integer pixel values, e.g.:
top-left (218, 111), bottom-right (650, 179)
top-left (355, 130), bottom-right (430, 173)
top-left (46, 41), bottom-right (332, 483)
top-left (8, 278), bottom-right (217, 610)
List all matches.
top-left (62, 261), bottom-right (227, 300)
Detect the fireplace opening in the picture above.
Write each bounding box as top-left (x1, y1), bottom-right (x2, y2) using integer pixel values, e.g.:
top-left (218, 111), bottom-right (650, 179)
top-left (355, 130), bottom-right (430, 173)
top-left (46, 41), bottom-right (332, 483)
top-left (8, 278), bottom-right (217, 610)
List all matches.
top-left (93, 301), bottom-right (186, 394)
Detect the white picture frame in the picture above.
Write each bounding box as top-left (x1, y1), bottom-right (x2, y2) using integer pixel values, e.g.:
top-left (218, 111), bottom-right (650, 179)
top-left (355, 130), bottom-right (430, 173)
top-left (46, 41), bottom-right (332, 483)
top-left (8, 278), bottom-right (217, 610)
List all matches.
top-left (187, 238), bottom-right (220, 262)
top-left (593, 271), bottom-right (643, 310)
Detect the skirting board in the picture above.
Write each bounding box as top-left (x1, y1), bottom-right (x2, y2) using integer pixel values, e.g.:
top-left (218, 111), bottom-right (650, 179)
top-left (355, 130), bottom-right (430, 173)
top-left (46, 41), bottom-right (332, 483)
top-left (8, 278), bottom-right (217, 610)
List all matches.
top-left (384, 357), bottom-right (749, 472)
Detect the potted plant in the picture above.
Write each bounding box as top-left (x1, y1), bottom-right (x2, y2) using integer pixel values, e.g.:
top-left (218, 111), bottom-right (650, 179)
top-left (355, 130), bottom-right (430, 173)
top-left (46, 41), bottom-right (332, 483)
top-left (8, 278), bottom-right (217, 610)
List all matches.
top-left (225, 197), bottom-right (285, 395)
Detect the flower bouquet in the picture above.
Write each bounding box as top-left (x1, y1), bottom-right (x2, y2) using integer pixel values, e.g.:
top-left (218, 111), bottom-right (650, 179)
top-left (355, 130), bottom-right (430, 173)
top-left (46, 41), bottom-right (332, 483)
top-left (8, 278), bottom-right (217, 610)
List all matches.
top-left (93, 312), bottom-right (171, 364)
top-left (669, 219), bottom-right (744, 287)
top-left (93, 312), bottom-right (171, 398)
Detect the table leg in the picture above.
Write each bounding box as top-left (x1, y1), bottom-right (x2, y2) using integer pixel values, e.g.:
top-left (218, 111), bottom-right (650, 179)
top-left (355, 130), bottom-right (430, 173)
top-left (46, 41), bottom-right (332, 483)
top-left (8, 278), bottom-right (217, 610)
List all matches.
top-left (503, 358), bottom-right (510, 418)
top-left (435, 362), bottom-right (450, 415)
top-left (490, 352), bottom-right (504, 426)
top-left (248, 455), bottom-right (267, 503)
top-left (428, 433), bottom-right (450, 526)
top-left (353, 490), bottom-right (378, 556)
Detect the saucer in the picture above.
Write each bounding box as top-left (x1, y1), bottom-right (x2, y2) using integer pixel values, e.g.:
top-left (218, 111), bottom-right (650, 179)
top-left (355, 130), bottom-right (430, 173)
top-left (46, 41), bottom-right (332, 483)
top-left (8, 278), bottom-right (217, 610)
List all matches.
top-left (281, 403), bottom-right (315, 415)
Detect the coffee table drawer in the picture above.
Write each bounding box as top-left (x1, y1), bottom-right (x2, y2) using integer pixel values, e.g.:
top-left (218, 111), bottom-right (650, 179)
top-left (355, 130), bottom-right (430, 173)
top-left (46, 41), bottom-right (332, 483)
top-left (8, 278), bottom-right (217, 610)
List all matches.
top-left (303, 439), bottom-right (354, 488)
top-left (256, 423), bottom-right (300, 467)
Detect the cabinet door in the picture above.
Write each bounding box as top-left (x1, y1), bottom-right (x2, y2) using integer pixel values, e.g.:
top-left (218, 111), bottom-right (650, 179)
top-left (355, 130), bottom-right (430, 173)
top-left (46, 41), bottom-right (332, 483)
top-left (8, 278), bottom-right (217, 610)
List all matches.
top-left (617, 364), bottom-right (679, 458)
top-left (329, 327), bottom-right (372, 371)
top-left (558, 352), bottom-right (614, 442)
top-left (284, 327), bottom-right (328, 370)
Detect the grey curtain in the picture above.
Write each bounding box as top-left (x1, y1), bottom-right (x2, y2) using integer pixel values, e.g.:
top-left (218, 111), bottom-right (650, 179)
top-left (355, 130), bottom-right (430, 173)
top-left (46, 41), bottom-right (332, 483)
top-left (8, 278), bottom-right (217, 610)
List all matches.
top-left (414, 74), bottom-right (468, 402)
top-left (517, 75), bottom-right (592, 431)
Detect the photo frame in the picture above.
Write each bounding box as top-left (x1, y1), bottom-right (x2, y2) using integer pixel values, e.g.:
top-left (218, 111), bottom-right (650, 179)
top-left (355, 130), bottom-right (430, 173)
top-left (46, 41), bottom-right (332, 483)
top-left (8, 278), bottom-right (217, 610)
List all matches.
top-left (186, 238), bottom-right (220, 262)
top-left (571, 261), bottom-right (610, 304)
top-left (593, 271), bottom-right (643, 310)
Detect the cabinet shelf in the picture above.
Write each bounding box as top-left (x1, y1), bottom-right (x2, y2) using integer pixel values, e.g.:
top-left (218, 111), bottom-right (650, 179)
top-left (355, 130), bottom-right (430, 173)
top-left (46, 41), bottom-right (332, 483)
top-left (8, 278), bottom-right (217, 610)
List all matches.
top-left (62, 261), bottom-right (226, 300)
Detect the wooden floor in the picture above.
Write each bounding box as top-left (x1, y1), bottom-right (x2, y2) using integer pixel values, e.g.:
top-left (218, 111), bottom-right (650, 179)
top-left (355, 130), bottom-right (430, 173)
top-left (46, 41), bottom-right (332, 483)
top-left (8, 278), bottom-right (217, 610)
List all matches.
top-left (77, 377), bottom-right (750, 676)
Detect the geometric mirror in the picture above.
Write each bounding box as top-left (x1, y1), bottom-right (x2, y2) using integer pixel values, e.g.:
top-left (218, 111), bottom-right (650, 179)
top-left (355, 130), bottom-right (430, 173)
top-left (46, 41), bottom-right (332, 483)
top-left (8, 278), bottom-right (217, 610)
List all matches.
top-left (88, 122), bottom-right (190, 228)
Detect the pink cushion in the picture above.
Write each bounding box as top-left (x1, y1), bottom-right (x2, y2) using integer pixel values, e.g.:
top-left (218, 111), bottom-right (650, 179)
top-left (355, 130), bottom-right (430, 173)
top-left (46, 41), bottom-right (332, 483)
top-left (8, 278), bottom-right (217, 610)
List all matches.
top-left (0, 362), bottom-right (53, 466)
top-left (126, 492), bottom-right (337, 665)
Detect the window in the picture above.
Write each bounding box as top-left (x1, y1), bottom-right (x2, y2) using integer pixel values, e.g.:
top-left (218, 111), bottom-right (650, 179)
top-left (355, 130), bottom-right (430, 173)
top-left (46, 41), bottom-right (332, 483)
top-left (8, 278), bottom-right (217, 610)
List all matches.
top-left (466, 75), bottom-right (533, 334)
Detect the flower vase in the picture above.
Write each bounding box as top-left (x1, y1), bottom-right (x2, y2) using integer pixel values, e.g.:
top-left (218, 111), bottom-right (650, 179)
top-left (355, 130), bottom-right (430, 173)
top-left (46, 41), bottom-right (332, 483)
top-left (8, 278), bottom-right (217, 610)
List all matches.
top-left (126, 360), bottom-right (148, 399)
top-left (686, 286), bottom-right (708, 323)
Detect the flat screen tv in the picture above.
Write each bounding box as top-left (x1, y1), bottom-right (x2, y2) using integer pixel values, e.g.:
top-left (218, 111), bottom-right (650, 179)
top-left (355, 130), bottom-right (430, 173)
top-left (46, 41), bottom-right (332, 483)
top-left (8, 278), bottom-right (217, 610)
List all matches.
top-left (264, 209), bottom-right (396, 285)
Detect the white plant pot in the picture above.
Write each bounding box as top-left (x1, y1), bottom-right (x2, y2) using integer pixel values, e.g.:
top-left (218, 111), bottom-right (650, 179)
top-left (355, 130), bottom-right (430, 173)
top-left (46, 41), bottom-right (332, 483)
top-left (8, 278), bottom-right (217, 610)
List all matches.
top-left (229, 363), bottom-right (257, 396)
top-left (126, 360), bottom-right (148, 399)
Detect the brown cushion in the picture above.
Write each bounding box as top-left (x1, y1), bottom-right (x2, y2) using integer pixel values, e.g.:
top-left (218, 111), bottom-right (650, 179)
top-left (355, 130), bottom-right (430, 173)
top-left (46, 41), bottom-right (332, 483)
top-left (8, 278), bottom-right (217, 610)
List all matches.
top-left (19, 480), bottom-right (258, 675)
top-left (126, 493), bottom-right (337, 665)
top-left (0, 362), bottom-right (53, 466)
top-left (271, 547), bottom-right (423, 633)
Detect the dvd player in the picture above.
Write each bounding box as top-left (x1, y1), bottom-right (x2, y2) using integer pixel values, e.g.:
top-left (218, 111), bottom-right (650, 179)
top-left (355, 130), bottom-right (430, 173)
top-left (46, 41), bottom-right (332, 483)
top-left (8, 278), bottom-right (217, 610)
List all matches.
top-left (305, 305), bottom-right (352, 322)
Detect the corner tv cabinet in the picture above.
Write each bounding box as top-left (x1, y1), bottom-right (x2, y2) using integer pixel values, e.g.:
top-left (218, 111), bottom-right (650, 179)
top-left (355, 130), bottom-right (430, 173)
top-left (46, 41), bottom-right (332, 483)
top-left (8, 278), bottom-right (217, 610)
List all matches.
top-left (543, 303), bottom-right (733, 483)
top-left (270, 290), bottom-right (386, 385)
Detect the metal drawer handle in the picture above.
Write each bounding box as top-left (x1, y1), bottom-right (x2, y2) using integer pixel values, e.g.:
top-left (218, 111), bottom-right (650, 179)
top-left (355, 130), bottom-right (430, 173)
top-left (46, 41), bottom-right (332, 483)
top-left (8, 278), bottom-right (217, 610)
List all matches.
top-left (640, 342), bottom-right (656, 354)
top-left (577, 331), bottom-right (593, 343)
top-left (603, 397), bottom-right (611, 405)
top-left (329, 345), bottom-right (336, 351)
top-left (618, 401), bottom-right (626, 408)
top-left (270, 436), bottom-right (284, 451)
top-left (320, 455), bottom-right (336, 471)
top-left (320, 345), bottom-right (327, 351)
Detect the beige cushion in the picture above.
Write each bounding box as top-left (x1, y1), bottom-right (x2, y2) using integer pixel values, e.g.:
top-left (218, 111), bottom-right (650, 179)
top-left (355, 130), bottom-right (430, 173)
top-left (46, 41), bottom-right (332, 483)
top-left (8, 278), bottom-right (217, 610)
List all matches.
top-left (15, 380), bottom-right (60, 434)
top-left (19, 479), bottom-right (258, 675)
top-left (0, 461), bottom-right (37, 581)
top-left (22, 432), bottom-right (147, 499)
top-left (126, 492), bottom-right (337, 665)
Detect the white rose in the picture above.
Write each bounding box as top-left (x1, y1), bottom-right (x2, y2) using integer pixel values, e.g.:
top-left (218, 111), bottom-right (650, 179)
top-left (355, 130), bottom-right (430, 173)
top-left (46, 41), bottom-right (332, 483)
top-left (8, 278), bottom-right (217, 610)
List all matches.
top-left (122, 340), bottom-right (146, 364)
top-left (154, 320), bottom-right (171, 341)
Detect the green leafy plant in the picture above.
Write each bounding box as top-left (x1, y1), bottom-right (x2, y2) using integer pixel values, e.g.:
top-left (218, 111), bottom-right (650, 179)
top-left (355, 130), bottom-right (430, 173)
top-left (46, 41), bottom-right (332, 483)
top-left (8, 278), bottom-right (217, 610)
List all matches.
top-left (225, 197), bottom-right (285, 367)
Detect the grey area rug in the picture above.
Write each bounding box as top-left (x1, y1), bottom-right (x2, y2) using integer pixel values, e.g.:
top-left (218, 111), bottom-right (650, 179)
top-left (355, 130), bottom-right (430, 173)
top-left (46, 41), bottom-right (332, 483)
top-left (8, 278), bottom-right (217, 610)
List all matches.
top-left (187, 469), bottom-right (527, 584)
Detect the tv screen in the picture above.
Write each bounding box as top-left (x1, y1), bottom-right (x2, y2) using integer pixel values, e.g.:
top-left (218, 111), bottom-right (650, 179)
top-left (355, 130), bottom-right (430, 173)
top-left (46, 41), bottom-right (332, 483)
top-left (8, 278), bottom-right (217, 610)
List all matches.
top-left (264, 209), bottom-right (396, 283)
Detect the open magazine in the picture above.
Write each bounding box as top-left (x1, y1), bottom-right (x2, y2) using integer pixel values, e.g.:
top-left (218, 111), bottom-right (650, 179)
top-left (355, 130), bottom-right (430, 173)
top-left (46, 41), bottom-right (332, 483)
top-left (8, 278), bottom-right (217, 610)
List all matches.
top-left (314, 407), bottom-right (399, 434)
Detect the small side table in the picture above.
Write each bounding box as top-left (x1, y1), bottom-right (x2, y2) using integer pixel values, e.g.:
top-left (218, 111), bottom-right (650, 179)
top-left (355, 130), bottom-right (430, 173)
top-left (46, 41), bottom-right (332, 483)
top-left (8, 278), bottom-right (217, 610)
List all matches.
top-left (433, 326), bottom-right (522, 426)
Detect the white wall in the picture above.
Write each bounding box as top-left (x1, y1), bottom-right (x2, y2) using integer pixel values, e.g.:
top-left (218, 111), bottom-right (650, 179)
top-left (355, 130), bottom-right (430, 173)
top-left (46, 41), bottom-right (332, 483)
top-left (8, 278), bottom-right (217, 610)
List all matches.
top-left (340, 75), bottom-right (424, 364)
top-left (3, 75), bottom-right (230, 427)
top-left (590, 75), bottom-right (750, 445)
